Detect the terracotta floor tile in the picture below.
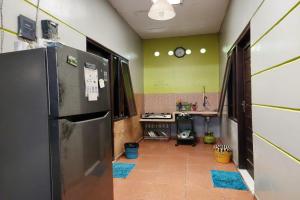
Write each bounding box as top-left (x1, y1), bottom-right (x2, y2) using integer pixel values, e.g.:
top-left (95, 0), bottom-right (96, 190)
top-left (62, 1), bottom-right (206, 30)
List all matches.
top-left (135, 159), bottom-right (162, 171)
top-left (155, 172), bottom-right (186, 185)
top-left (114, 140), bottom-right (253, 200)
top-left (219, 189), bottom-right (255, 200)
top-left (186, 172), bottom-right (213, 189)
top-left (211, 163), bottom-right (238, 172)
top-left (186, 186), bottom-right (225, 200)
top-left (153, 183), bottom-right (186, 200)
top-left (126, 169), bottom-right (160, 184)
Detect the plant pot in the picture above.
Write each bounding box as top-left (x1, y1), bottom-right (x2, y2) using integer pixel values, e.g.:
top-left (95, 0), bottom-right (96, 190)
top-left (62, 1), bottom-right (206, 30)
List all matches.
top-left (203, 135), bottom-right (216, 144)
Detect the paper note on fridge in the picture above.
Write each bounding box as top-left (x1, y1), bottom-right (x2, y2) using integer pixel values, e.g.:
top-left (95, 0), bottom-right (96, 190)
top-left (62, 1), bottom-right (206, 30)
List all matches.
top-left (99, 79), bottom-right (105, 88)
top-left (84, 67), bottom-right (99, 101)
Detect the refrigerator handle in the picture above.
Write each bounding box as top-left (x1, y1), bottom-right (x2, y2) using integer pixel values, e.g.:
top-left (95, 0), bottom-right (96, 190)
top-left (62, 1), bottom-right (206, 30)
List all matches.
top-left (64, 111), bottom-right (110, 124)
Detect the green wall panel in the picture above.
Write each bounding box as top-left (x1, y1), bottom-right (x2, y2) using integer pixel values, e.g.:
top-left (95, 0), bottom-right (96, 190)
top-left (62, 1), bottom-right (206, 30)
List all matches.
top-left (143, 34), bottom-right (220, 94)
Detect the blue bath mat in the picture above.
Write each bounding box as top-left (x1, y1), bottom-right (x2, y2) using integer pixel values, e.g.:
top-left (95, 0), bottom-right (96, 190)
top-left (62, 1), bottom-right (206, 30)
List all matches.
top-left (211, 170), bottom-right (248, 190)
top-left (113, 162), bottom-right (136, 178)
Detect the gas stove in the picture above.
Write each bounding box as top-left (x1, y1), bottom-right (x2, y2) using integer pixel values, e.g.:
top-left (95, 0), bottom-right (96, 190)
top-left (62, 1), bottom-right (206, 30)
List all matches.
top-left (141, 113), bottom-right (173, 119)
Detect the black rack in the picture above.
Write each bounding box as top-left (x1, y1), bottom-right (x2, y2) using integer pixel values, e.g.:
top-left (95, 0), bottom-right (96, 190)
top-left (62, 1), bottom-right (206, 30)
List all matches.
top-left (142, 122), bottom-right (171, 140)
top-left (175, 114), bottom-right (196, 146)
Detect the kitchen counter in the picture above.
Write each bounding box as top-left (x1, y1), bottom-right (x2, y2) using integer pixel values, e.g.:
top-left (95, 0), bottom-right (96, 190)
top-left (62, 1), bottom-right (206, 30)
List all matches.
top-left (139, 111), bottom-right (218, 122)
top-left (173, 111), bottom-right (218, 117)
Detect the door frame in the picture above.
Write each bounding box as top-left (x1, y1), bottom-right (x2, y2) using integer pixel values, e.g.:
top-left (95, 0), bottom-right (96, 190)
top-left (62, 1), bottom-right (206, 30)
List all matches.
top-left (235, 24), bottom-right (252, 169)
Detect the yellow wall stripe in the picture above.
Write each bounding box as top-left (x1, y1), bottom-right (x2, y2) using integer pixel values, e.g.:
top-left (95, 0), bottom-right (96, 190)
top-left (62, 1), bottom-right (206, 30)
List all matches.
top-left (0, 27), bottom-right (18, 36)
top-left (250, 0), bottom-right (266, 21)
top-left (23, 0), bottom-right (85, 36)
top-left (252, 55), bottom-right (300, 77)
top-left (254, 132), bottom-right (300, 165)
top-left (223, 0), bottom-right (266, 56)
top-left (253, 103), bottom-right (300, 112)
top-left (251, 1), bottom-right (300, 48)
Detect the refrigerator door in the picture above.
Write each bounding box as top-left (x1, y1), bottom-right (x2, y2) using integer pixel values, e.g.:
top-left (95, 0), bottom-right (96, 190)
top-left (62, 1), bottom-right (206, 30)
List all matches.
top-left (0, 49), bottom-right (52, 200)
top-left (59, 111), bottom-right (113, 200)
top-left (47, 45), bottom-right (111, 118)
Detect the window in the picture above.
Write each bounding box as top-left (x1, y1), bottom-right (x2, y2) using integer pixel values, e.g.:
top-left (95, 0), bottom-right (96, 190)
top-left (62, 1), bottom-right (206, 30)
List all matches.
top-left (217, 48), bottom-right (237, 119)
top-left (111, 55), bottom-right (137, 120)
top-left (120, 61), bottom-right (137, 117)
top-left (227, 49), bottom-right (237, 120)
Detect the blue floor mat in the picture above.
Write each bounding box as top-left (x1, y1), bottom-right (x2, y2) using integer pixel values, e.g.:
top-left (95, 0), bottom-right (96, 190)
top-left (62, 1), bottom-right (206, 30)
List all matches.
top-left (113, 162), bottom-right (136, 178)
top-left (211, 170), bottom-right (248, 190)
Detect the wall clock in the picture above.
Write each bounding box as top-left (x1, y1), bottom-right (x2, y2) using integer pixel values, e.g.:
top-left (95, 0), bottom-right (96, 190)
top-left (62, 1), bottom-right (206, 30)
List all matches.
top-left (174, 47), bottom-right (186, 58)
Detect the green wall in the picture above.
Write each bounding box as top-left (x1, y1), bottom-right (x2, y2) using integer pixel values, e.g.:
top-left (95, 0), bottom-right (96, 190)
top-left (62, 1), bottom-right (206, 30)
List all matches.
top-left (143, 34), bottom-right (220, 94)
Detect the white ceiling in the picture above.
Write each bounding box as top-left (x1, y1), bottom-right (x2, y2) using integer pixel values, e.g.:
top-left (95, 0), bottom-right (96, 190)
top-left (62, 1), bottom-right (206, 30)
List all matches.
top-left (108, 0), bottom-right (230, 39)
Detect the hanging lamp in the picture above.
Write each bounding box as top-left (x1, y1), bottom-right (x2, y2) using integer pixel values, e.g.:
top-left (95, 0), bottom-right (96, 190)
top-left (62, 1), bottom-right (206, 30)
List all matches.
top-left (148, 0), bottom-right (176, 21)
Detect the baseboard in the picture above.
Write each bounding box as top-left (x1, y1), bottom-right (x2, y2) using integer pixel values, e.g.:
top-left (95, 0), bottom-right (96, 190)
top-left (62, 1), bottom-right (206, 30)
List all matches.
top-left (114, 152), bottom-right (125, 162)
top-left (238, 169), bottom-right (255, 194)
top-left (114, 136), bottom-right (144, 161)
top-left (136, 136), bottom-right (144, 143)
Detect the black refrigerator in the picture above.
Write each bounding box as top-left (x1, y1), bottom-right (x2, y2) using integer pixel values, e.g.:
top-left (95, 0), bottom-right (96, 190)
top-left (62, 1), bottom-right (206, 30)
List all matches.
top-left (0, 45), bottom-right (113, 200)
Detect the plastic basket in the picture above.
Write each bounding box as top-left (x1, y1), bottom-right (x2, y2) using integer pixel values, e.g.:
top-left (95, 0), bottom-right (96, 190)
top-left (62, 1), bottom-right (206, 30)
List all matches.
top-left (124, 143), bottom-right (139, 159)
top-left (214, 150), bottom-right (232, 164)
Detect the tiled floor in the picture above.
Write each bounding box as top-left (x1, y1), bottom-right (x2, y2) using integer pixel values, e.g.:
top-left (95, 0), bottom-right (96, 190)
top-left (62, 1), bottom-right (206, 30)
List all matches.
top-left (114, 140), bottom-right (255, 200)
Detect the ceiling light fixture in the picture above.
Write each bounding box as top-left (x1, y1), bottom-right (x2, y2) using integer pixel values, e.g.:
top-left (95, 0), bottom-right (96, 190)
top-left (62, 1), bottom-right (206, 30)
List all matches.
top-left (186, 49), bottom-right (192, 55)
top-left (168, 50), bottom-right (174, 56)
top-left (200, 48), bottom-right (207, 54)
top-left (152, 0), bottom-right (183, 5)
top-left (154, 51), bottom-right (160, 57)
top-left (148, 0), bottom-right (176, 21)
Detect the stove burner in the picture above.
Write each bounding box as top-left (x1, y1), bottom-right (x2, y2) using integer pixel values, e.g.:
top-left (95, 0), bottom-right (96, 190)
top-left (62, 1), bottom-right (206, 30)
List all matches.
top-left (141, 113), bottom-right (172, 119)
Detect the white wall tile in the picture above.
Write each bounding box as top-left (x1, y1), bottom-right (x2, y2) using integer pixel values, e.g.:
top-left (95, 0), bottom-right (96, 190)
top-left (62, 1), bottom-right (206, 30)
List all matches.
top-left (3, 0), bottom-right (36, 33)
top-left (38, 0), bottom-right (142, 58)
top-left (254, 135), bottom-right (300, 200)
top-left (38, 0), bottom-right (143, 93)
top-left (219, 0), bottom-right (263, 81)
top-left (253, 105), bottom-right (300, 159)
top-left (221, 0), bottom-right (300, 198)
top-left (2, 32), bottom-right (19, 53)
top-left (251, 0), bottom-right (299, 44)
top-left (36, 12), bottom-right (86, 51)
top-left (251, 5), bottom-right (300, 74)
top-left (221, 119), bottom-right (239, 165)
top-left (252, 59), bottom-right (300, 108)
top-left (1, 0), bottom-right (143, 93)
top-left (27, 0), bottom-right (38, 6)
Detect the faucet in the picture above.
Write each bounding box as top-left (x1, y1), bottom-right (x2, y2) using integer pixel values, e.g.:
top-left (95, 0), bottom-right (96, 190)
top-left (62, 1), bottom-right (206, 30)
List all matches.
top-left (202, 86), bottom-right (209, 110)
top-left (203, 96), bottom-right (209, 108)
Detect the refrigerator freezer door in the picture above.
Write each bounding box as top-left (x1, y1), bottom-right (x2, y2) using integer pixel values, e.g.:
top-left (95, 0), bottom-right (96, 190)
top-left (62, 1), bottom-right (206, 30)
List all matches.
top-left (47, 45), bottom-right (111, 118)
top-left (0, 49), bottom-right (52, 200)
top-left (59, 112), bottom-right (113, 200)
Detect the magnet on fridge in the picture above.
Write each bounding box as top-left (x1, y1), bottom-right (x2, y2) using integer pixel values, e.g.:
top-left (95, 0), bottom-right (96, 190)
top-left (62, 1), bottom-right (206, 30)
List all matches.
top-left (99, 79), bottom-right (105, 88)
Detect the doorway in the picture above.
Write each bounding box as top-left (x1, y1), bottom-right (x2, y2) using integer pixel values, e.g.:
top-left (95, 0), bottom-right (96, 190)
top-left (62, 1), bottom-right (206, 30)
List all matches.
top-left (236, 26), bottom-right (253, 178)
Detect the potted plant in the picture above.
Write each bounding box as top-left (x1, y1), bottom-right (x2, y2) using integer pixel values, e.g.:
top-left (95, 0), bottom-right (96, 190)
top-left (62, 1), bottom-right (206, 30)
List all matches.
top-left (203, 132), bottom-right (216, 144)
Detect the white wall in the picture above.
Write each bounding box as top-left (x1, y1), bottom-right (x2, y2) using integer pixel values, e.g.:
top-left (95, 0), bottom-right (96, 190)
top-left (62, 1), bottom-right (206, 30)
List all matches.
top-left (0, 0), bottom-right (143, 93)
top-left (220, 0), bottom-right (300, 199)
